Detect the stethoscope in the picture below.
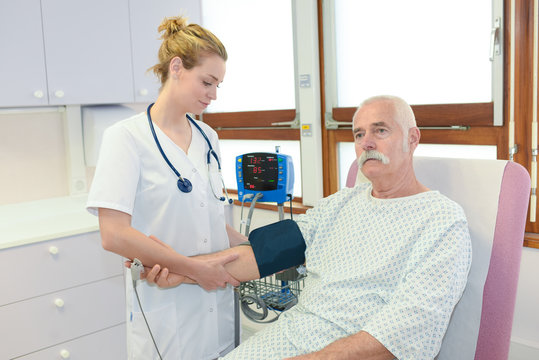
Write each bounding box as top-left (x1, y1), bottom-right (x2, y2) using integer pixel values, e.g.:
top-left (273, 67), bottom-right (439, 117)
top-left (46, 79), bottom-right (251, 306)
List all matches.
top-left (147, 103), bottom-right (231, 203)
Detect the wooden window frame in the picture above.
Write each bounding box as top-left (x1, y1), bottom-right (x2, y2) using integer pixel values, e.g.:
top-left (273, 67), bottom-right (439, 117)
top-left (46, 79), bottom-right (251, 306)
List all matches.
top-left (202, 110), bottom-right (300, 140)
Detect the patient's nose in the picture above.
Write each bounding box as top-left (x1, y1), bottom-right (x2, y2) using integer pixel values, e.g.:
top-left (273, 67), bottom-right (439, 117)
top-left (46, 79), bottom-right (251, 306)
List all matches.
top-left (362, 134), bottom-right (376, 150)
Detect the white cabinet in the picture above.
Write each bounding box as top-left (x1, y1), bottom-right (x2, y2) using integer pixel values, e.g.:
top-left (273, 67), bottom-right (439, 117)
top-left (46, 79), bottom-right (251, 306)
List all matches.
top-left (41, 0), bottom-right (134, 105)
top-left (0, 0), bottom-right (134, 107)
top-left (0, 0), bottom-right (49, 107)
top-left (129, 0), bottom-right (201, 103)
top-left (0, 0), bottom-right (203, 108)
top-left (0, 232), bottom-right (126, 359)
top-left (0, 0), bottom-right (207, 108)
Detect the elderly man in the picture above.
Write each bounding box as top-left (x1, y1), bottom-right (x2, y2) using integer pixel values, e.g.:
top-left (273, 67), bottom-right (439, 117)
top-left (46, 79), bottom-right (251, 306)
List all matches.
top-left (139, 95), bottom-right (472, 360)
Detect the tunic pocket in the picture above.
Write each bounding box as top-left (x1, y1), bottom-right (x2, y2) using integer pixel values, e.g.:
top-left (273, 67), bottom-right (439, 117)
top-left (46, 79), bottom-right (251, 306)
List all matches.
top-left (129, 302), bottom-right (180, 359)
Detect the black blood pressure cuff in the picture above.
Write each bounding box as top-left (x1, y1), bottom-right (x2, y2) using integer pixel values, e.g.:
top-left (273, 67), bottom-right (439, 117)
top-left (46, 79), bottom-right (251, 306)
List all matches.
top-left (248, 219), bottom-right (306, 278)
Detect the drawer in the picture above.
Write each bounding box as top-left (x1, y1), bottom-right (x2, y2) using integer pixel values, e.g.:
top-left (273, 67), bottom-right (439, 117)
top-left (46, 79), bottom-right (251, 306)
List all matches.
top-left (0, 275), bottom-right (125, 359)
top-left (0, 231), bottom-right (123, 305)
top-left (17, 323), bottom-right (126, 360)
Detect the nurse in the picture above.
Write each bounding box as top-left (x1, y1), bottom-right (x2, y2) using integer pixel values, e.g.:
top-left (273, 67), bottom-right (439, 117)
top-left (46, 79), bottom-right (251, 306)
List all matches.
top-left (86, 16), bottom-right (245, 359)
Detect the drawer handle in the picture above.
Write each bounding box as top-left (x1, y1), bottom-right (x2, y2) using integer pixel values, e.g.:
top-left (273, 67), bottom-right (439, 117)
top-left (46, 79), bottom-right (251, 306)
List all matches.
top-left (54, 298), bottom-right (65, 308)
top-left (49, 246), bottom-right (59, 255)
top-left (60, 349), bottom-right (70, 358)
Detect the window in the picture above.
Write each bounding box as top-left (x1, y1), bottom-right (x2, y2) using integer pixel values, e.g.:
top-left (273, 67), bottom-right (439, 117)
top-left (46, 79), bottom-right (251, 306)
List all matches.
top-left (333, 0), bottom-right (494, 107)
top-left (201, 0), bottom-right (295, 112)
top-left (321, 0), bottom-right (505, 195)
top-left (201, 0), bottom-right (323, 205)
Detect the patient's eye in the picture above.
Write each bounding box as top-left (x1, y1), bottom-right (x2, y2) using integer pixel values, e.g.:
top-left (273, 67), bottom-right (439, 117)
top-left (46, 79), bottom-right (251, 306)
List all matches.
top-left (375, 128), bottom-right (390, 137)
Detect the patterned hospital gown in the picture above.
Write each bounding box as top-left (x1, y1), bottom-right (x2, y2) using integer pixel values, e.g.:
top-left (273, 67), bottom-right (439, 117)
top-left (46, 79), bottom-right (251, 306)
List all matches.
top-left (224, 184), bottom-right (472, 360)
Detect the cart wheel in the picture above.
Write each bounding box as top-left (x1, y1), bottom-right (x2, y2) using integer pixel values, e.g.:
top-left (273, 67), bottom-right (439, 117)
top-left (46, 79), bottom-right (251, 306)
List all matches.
top-left (240, 294), bottom-right (268, 321)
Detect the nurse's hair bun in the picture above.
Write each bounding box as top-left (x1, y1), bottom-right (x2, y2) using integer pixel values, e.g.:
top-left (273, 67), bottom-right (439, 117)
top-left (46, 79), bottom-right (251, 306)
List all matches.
top-left (158, 16), bottom-right (189, 39)
top-left (150, 15), bottom-right (227, 85)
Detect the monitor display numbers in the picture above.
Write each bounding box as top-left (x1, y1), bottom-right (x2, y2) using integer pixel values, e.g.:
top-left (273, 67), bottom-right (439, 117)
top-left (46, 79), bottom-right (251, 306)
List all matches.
top-left (242, 153), bottom-right (279, 191)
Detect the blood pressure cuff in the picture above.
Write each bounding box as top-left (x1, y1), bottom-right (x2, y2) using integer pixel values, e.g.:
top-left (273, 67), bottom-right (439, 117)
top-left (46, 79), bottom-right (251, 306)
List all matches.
top-left (248, 219), bottom-right (306, 278)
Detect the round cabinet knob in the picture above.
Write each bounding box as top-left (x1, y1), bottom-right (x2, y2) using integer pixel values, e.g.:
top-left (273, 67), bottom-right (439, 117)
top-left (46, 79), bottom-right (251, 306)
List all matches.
top-left (139, 88), bottom-right (148, 96)
top-left (49, 246), bottom-right (59, 255)
top-left (54, 90), bottom-right (65, 98)
top-left (33, 90), bottom-right (44, 99)
top-left (60, 349), bottom-right (70, 358)
top-left (54, 298), bottom-right (65, 308)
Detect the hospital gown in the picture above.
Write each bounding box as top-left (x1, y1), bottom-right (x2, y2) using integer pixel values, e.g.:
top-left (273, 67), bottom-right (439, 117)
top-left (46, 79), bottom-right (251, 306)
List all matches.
top-left (225, 183), bottom-right (471, 360)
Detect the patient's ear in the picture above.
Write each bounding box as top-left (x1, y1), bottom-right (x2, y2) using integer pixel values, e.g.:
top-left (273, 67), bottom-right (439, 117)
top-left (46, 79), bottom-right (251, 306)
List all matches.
top-left (408, 127), bottom-right (421, 151)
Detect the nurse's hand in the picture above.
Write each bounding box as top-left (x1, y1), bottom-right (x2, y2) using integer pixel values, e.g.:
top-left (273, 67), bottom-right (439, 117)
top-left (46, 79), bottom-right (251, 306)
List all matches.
top-left (189, 253), bottom-right (241, 290)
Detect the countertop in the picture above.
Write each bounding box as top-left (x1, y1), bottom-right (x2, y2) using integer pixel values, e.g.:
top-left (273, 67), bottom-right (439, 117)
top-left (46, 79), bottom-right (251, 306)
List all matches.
top-left (0, 194), bottom-right (98, 250)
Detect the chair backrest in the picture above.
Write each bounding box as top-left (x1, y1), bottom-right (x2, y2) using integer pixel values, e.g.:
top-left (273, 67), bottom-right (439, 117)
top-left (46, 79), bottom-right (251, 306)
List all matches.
top-left (346, 157), bottom-right (530, 360)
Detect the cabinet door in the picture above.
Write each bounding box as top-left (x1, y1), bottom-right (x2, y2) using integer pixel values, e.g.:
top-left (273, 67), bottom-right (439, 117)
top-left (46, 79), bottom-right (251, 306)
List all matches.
top-left (41, 0), bottom-right (134, 105)
top-left (129, 0), bottom-right (201, 103)
top-left (0, 0), bottom-right (49, 107)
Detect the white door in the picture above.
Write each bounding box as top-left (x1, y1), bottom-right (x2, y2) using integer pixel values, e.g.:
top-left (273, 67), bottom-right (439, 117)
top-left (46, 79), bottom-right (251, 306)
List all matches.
top-left (129, 0), bottom-right (202, 103)
top-left (0, 0), bottom-right (49, 107)
top-left (41, 0), bottom-right (134, 105)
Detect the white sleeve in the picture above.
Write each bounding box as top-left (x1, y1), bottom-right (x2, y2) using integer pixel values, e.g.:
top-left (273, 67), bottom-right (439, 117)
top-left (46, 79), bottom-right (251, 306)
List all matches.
top-left (86, 124), bottom-right (140, 216)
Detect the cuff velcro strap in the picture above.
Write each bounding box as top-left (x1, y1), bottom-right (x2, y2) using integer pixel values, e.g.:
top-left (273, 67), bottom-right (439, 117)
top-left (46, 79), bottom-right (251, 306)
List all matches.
top-left (248, 219), bottom-right (306, 278)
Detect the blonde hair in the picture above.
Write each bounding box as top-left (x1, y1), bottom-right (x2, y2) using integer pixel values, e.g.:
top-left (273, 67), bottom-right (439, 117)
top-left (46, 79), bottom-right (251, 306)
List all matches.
top-left (149, 16), bottom-right (227, 85)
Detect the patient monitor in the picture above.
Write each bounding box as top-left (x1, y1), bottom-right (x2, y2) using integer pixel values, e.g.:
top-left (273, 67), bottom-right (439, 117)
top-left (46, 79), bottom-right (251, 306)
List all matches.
top-left (236, 152), bottom-right (294, 204)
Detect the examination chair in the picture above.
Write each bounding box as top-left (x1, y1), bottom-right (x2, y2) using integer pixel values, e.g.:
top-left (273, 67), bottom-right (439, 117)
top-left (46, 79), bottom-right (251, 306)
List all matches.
top-left (346, 156), bottom-right (530, 360)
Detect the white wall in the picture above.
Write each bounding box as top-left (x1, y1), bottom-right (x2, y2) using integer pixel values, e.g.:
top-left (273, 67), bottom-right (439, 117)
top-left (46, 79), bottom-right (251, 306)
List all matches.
top-left (509, 247), bottom-right (539, 359)
top-left (0, 111), bottom-right (68, 205)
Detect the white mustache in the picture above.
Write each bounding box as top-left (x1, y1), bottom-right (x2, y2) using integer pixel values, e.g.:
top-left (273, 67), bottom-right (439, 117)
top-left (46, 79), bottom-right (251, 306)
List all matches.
top-left (357, 150), bottom-right (390, 169)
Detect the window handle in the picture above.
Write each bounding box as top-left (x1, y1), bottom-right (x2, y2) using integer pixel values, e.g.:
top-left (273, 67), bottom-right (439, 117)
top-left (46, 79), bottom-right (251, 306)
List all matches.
top-left (490, 17), bottom-right (502, 61)
top-left (271, 113), bottom-right (300, 129)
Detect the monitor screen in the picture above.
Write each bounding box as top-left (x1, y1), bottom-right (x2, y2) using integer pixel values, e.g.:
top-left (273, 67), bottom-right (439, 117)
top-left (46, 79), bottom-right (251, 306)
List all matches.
top-left (242, 153), bottom-right (279, 191)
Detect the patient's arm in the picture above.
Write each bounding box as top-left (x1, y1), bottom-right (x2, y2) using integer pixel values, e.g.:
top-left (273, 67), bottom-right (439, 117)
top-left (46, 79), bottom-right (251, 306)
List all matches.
top-left (284, 331), bottom-right (394, 360)
top-left (135, 236), bottom-right (261, 288)
top-left (139, 219), bottom-right (306, 288)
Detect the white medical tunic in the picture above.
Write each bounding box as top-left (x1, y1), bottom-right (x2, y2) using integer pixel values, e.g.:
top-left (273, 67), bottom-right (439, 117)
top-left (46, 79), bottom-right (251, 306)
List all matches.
top-left (225, 184), bottom-right (471, 360)
top-left (87, 112), bottom-right (234, 360)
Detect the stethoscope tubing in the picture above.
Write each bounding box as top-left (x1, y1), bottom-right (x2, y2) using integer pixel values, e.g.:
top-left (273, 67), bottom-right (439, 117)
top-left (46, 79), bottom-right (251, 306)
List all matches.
top-left (146, 103), bottom-right (229, 201)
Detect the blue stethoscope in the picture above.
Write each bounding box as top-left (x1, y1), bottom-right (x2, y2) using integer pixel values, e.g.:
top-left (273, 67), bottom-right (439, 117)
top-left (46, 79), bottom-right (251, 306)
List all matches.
top-left (147, 103), bottom-right (231, 203)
